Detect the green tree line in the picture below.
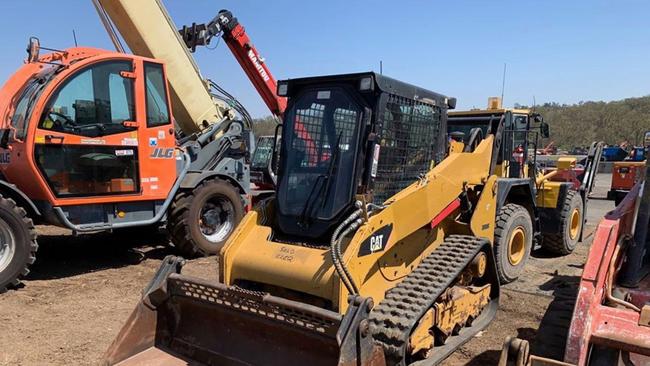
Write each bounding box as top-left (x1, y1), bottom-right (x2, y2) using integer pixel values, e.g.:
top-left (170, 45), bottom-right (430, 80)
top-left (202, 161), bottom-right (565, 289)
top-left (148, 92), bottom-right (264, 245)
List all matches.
top-left (252, 95), bottom-right (650, 149)
top-left (516, 96), bottom-right (650, 149)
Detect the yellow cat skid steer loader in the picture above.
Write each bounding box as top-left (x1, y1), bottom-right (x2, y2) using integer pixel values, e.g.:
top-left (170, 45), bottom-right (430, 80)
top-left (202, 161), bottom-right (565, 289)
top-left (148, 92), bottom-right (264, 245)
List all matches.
top-left (105, 72), bottom-right (513, 365)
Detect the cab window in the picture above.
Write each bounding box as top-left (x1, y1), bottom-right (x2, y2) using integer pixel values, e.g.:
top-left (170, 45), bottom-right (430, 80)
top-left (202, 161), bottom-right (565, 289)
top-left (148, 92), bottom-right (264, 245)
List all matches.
top-left (40, 61), bottom-right (135, 137)
top-left (11, 80), bottom-right (41, 140)
top-left (144, 62), bottom-right (170, 127)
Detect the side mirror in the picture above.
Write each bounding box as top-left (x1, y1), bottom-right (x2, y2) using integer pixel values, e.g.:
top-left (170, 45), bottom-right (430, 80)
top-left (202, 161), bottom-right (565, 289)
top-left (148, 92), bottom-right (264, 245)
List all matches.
top-left (541, 122), bottom-right (550, 138)
top-left (26, 37), bottom-right (40, 63)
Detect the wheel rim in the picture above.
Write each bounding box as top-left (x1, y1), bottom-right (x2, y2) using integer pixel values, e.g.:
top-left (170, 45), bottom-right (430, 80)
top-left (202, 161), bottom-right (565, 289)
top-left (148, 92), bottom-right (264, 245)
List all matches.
top-left (0, 217), bottom-right (16, 273)
top-left (569, 208), bottom-right (581, 240)
top-left (508, 226), bottom-right (526, 266)
top-left (199, 196), bottom-right (235, 243)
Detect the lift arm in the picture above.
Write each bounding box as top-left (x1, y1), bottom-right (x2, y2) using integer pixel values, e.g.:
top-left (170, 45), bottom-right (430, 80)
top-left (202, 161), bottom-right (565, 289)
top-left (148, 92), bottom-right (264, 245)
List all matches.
top-left (179, 10), bottom-right (287, 117)
top-left (94, 0), bottom-right (233, 134)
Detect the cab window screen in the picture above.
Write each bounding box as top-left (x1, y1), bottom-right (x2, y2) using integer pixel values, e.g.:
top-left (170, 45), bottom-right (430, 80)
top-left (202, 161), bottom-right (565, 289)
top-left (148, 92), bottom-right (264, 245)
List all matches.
top-left (278, 88), bottom-right (361, 219)
top-left (144, 63), bottom-right (171, 127)
top-left (375, 94), bottom-right (442, 204)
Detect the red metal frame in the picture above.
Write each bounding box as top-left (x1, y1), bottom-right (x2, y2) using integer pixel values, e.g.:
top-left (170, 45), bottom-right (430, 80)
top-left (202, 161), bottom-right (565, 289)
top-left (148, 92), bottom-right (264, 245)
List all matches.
top-left (564, 182), bottom-right (650, 364)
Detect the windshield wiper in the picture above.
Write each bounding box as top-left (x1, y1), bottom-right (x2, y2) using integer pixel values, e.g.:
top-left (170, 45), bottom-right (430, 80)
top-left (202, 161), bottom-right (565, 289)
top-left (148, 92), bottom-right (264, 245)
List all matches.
top-left (298, 174), bottom-right (326, 228)
top-left (319, 132), bottom-right (343, 209)
top-left (297, 132), bottom-right (343, 227)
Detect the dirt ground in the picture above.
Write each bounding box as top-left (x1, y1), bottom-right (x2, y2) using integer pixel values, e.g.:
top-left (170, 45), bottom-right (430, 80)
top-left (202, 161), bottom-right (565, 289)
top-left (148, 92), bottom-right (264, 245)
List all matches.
top-left (0, 175), bottom-right (615, 366)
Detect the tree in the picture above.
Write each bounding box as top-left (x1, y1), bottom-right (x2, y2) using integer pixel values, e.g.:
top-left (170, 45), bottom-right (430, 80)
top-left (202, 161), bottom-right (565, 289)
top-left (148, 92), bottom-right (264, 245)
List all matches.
top-left (536, 95), bottom-right (650, 148)
top-left (251, 115), bottom-right (279, 136)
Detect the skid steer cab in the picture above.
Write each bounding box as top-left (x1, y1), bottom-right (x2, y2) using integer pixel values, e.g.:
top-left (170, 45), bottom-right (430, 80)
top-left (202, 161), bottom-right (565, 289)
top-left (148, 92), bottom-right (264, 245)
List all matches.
top-left (0, 39), bottom-right (252, 292)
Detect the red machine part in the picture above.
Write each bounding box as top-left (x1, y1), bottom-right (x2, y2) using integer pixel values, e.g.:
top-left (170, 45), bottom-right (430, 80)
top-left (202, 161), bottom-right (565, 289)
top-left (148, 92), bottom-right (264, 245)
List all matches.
top-left (214, 13), bottom-right (325, 166)
top-left (564, 183), bottom-right (650, 365)
top-left (610, 162), bottom-right (645, 191)
top-left (219, 20), bottom-right (287, 117)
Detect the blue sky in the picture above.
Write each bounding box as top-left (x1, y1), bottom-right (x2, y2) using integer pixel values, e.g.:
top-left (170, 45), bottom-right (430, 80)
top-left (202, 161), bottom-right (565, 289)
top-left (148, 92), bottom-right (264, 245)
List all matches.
top-left (1, 1), bottom-right (648, 117)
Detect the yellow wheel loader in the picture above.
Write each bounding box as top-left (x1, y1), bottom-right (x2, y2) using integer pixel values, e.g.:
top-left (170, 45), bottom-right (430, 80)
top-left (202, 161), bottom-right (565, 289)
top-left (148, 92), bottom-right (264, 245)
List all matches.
top-left (104, 73), bottom-right (522, 365)
top-left (448, 99), bottom-right (603, 283)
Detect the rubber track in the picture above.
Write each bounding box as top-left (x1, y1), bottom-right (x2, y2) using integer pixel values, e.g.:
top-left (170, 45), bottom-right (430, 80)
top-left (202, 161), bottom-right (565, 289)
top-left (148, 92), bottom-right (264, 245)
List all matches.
top-left (369, 235), bottom-right (488, 366)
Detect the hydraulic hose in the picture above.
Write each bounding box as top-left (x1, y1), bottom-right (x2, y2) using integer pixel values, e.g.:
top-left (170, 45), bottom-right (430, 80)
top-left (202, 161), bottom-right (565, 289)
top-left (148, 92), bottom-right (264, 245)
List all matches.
top-left (335, 218), bottom-right (364, 294)
top-left (330, 203), bottom-right (364, 295)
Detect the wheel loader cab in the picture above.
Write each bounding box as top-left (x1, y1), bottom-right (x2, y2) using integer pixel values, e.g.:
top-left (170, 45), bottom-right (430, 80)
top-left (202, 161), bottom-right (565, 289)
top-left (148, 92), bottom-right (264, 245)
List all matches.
top-left (447, 109), bottom-right (540, 179)
top-left (274, 72), bottom-right (453, 240)
top-left (0, 48), bottom-right (177, 225)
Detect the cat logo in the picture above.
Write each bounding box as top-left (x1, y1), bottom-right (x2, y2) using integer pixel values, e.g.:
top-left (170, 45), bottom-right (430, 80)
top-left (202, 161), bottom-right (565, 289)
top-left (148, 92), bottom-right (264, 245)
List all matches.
top-left (370, 234), bottom-right (384, 252)
top-left (150, 148), bottom-right (174, 159)
top-left (358, 224), bottom-right (393, 257)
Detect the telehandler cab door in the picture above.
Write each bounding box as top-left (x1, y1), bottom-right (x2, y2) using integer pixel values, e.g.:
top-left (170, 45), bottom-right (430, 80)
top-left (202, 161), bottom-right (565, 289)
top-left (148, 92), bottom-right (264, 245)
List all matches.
top-left (31, 58), bottom-right (176, 203)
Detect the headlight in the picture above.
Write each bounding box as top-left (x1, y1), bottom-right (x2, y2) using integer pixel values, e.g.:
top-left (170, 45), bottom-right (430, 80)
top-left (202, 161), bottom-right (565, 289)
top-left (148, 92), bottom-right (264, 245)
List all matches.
top-left (277, 82), bottom-right (288, 97)
top-left (359, 76), bottom-right (373, 91)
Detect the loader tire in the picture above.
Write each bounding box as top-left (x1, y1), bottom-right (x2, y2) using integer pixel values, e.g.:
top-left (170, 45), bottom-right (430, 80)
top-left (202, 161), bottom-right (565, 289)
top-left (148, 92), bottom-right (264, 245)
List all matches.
top-left (494, 204), bottom-right (533, 284)
top-left (542, 190), bottom-right (583, 255)
top-left (168, 180), bottom-right (244, 258)
top-left (0, 197), bottom-right (37, 293)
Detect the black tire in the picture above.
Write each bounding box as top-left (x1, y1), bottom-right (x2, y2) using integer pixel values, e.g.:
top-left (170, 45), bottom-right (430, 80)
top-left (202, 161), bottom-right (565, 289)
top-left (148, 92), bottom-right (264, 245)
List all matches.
top-left (531, 292), bottom-right (577, 360)
top-left (0, 197), bottom-right (38, 293)
top-left (494, 203), bottom-right (533, 284)
top-left (168, 180), bottom-right (244, 257)
top-left (613, 191), bottom-right (626, 207)
top-left (542, 190), bottom-right (583, 255)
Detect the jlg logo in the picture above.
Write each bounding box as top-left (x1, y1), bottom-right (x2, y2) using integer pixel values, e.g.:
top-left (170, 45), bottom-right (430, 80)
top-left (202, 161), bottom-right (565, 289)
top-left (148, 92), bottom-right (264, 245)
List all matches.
top-left (370, 235), bottom-right (384, 252)
top-left (150, 148), bottom-right (174, 159)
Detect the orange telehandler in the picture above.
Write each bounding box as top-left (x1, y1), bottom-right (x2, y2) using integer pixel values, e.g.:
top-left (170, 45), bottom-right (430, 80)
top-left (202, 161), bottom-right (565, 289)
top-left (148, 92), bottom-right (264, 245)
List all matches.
top-left (0, 0), bottom-right (285, 292)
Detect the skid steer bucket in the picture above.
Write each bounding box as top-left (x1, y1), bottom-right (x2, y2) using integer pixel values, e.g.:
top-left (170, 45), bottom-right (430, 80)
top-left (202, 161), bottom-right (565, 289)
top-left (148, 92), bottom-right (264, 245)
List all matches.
top-left (103, 256), bottom-right (385, 366)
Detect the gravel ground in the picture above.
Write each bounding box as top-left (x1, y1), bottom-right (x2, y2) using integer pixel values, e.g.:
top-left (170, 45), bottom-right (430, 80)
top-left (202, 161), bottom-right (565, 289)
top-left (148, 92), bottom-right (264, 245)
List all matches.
top-left (0, 175), bottom-right (615, 365)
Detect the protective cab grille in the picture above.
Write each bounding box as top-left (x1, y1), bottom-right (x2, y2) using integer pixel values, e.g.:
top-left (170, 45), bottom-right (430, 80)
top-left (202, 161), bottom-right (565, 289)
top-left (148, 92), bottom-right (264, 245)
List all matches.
top-left (373, 94), bottom-right (443, 203)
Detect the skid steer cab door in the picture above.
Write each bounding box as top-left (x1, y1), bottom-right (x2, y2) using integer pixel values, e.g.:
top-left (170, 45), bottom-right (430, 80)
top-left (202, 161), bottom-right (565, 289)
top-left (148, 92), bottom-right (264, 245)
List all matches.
top-left (32, 58), bottom-right (176, 205)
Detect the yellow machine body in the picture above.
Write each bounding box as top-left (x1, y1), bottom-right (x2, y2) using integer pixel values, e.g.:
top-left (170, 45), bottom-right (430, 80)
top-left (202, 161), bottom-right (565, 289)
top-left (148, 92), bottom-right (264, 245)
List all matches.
top-left (221, 135), bottom-right (498, 313)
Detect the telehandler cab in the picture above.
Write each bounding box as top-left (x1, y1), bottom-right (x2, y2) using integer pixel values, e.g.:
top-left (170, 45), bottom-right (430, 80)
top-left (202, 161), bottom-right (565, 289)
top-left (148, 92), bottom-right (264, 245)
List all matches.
top-left (0, 40), bottom-right (252, 293)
